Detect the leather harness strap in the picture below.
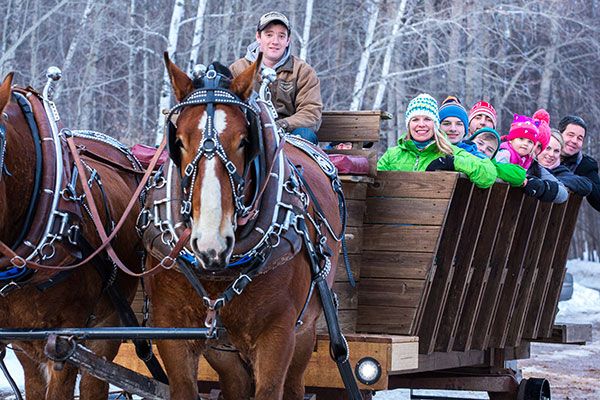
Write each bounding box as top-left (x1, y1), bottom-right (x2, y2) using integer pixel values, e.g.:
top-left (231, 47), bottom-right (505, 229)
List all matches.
top-left (0, 136), bottom-right (188, 277)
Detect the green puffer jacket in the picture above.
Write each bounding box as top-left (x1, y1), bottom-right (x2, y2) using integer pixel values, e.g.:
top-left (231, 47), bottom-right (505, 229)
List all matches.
top-left (377, 138), bottom-right (497, 188)
top-left (493, 160), bottom-right (526, 187)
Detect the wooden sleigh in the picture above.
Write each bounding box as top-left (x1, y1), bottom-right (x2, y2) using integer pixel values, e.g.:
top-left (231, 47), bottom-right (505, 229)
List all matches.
top-left (116, 110), bottom-right (591, 399)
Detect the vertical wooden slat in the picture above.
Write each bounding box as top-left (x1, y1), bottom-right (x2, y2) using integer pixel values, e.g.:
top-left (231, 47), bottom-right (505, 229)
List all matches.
top-left (522, 202), bottom-right (568, 339)
top-left (434, 186), bottom-right (491, 352)
top-left (487, 196), bottom-right (539, 348)
top-left (471, 188), bottom-right (525, 350)
top-left (453, 184), bottom-right (509, 352)
top-left (417, 178), bottom-right (474, 354)
top-left (505, 201), bottom-right (553, 347)
top-left (537, 195), bottom-right (584, 337)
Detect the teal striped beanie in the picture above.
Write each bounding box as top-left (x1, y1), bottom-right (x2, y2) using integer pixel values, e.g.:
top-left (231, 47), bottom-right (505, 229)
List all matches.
top-left (405, 93), bottom-right (440, 130)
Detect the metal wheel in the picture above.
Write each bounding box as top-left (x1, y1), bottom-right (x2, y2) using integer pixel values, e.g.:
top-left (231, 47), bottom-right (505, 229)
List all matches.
top-left (517, 378), bottom-right (551, 400)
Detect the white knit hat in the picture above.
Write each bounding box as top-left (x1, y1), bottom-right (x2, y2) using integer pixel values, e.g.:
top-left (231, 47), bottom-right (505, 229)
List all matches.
top-left (405, 93), bottom-right (440, 130)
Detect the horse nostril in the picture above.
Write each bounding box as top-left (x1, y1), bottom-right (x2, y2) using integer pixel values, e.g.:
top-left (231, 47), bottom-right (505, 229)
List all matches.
top-left (225, 236), bottom-right (234, 252)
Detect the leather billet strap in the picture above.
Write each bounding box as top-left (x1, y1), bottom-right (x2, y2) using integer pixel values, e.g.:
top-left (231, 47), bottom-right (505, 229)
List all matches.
top-left (0, 135), bottom-right (185, 277)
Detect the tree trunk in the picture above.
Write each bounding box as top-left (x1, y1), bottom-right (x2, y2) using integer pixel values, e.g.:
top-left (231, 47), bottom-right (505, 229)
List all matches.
top-left (156, 0), bottom-right (186, 145)
top-left (350, 0), bottom-right (380, 110)
top-left (188, 0), bottom-right (208, 73)
top-left (54, 0), bottom-right (95, 100)
top-left (373, 0), bottom-right (408, 110)
top-left (299, 0), bottom-right (314, 61)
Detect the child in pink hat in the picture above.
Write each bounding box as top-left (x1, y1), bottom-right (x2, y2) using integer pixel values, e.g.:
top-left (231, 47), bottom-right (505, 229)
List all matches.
top-left (495, 114), bottom-right (539, 170)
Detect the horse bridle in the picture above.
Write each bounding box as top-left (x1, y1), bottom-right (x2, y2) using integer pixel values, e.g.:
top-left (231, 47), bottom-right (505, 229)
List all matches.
top-left (166, 66), bottom-right (261, 222)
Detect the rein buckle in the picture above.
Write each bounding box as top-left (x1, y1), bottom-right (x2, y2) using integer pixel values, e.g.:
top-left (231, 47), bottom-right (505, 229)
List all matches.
top-left (10, 256), bottom-right (26, 269)
top-left (232, 274), bottom-right (252, 296)
top-left (159, 256), bottom-right (176, 270)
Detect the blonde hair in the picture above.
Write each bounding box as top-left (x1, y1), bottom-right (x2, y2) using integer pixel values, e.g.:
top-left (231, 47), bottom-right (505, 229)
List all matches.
top-left (550, 128), bottom-right (564, 148)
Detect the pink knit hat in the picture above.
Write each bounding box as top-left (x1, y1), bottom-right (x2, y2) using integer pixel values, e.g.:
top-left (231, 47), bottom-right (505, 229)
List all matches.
top-left (502, 114), bottom-right (539, 143)
top-left (532, 109), bottom-right (551, 151)
top-left (468, 101), bottom-right (497, 128)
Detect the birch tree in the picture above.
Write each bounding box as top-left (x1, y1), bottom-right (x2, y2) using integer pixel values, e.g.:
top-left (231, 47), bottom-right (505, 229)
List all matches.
top-left (373, 0), bottom-right (409, 110)
top-left (350, 0), bottom-right (379, 110)
top-left (156, 0), bottom-right (186, 145)
top-left (299, 0), bottom-right (314, 60)
top-left (188, 0), bottom-right (208, 73)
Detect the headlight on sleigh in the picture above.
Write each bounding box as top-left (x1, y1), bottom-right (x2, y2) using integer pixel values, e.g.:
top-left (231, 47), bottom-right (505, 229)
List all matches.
top-left (355, 356), bottom-right (382, 385)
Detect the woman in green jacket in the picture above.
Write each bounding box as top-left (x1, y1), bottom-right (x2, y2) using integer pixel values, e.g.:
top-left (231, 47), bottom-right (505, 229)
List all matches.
top-left (378, 93), bottom-right (497, 189)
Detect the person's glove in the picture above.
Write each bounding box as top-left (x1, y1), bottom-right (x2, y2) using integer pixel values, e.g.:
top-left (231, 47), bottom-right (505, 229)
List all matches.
top-left (523, 176), bottom-right (546, 197)
top-left (426, 156), bottom-right (455, 171)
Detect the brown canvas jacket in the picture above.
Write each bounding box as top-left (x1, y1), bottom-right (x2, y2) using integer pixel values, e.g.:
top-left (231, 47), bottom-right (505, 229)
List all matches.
top-left (230, 55), bottom-right (323, 132)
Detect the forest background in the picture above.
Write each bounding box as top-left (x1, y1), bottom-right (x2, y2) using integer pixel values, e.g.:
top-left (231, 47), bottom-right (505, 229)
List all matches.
top-left (1, 0), bottom-right (599, 259)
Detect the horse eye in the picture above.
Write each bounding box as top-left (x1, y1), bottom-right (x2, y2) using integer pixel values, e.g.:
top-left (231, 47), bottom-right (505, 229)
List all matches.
top-left (175, 138), bottom-right (184, 149)
top-left (239, 138), bottom-right (249, 149)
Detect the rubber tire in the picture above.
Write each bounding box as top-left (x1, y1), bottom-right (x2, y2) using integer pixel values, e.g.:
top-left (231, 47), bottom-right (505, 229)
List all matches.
top-left (517, 378), bottom-right (551, 400)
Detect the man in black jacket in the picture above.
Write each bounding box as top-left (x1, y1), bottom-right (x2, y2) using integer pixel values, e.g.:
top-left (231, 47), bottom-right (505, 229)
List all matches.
top-left (560, 115), bottom-right (600, 211)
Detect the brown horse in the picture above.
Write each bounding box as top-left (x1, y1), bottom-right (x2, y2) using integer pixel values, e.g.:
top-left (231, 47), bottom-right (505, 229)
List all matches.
top-left (144, 56), bottom-right (343, 399)
top-left (0, 73), bottom-right (143, 399)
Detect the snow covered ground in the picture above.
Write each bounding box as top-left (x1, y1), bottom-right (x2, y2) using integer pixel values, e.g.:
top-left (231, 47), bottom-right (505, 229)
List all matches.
top-left (2, 260), bottom-right (599, 399)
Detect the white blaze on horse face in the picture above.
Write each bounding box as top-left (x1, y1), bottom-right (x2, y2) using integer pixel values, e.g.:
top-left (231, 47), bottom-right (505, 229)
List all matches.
top-left (191, 109), bottom-right (235, 265)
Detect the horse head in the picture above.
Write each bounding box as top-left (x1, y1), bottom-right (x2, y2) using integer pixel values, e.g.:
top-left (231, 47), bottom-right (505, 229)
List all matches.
top-left (164, 53), bottom-right (260, 271)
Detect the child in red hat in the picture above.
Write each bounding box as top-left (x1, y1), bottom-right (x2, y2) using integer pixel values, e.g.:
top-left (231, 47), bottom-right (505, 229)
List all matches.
top-left (495, 114), bottom-right (539, 170)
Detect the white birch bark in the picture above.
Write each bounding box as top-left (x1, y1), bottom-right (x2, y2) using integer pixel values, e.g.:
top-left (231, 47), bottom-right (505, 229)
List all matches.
top-left (538, 21), bottom-right (559, 108)
top-left (188, 0), bottom-right (208, 73)
top-left (299, 0), bottom-right (314, 61)
top-left (142, 0), bottom-right (150, 135)
top-left (373, 0), bottom-right (408, 110)
top-left (54, 0), bottom-right (95, 99)
top-left (155, 0), bottom-right (186, 145)
top-left (350, 0), bottom-right (380, 110)
top-left (127, 0), bottom-right (137, 140)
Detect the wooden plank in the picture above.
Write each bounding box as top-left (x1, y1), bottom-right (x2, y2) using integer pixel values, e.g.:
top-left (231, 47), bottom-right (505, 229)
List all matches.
top-left (317, 111), bottom-right (382, 142)
top-left (368, 171), bottom-right (458, 199)
top-left (522, 202), bottom-right (568, 339)
top-left (453, 184), bottom-right (509, 352)
top-left (341, 180), bottom-right (368, 200)
top-left (332, 281), bottom-right (358, 310)
top-left (537, 195), bottom-right (584, 337)
top-left (531, 323), bottom-right (592, 344)
top-left (362, 225), bottom-right (441, 253)
top-left (356, 306), bottom-right (418, 334)
top-left (470, 188), bottom-right (525, 350)
top-left (317, 309), bottom-right (358, 333)
top-left (346, 198), bottom-right (367, 227)
top-left (506, 201), bottom-right (553, 347)
top-left (358, 278), bottom-right (426, 309)
top-left (344, 226), bottom-right (363, 254)
top-left (416, 178), bottom-right (473, 353)
top-left (435, 186), bottom-right (491, 353)
top-left (335, 254), bottom-right (361, 281)
top-left (360, 251), bottom-right (433, 280)
top-left (365, 197), bottom-right (449, 225)
top-left (114, 334), bottom-right (419, 392)
top-left (487, 196), bottom-right (539, 349)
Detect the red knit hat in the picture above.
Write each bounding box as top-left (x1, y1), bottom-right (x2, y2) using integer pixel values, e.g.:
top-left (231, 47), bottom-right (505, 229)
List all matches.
top-left (503, 114), bottom-right (539, 143)
top-left (468, 101), bottom-right (497, 128)
top-left (532, 109), bottom-right (551, 151)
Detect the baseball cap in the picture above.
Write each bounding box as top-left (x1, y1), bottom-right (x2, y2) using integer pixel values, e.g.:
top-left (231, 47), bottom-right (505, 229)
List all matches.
top-left (257, 11), bottom-right (291, 32)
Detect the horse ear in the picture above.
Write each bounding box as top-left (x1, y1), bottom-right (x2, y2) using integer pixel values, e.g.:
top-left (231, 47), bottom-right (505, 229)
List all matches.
top-left (164, 52), bottom-right (194, 102)
top-left (230, 52), bottom-right (263, 101)
top-left (0, 72), bottom-right (13, 113)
